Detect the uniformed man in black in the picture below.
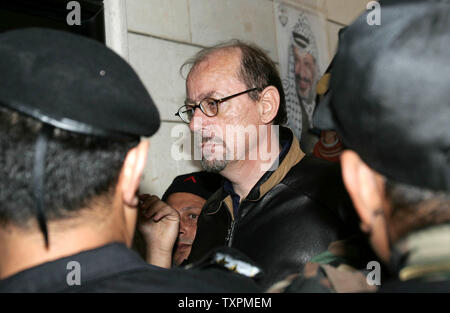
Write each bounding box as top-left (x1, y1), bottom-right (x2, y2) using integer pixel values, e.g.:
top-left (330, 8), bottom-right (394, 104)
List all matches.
top-left (284, 1), bottom-right (450, 293)
top-left (330, 1), bottom-right (450, 292)
top-left (0, 28), bottom-right (260, 292)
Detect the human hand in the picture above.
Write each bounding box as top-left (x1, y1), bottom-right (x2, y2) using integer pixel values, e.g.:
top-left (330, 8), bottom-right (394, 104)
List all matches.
top-left (138, 194), bottom-right (180, 268)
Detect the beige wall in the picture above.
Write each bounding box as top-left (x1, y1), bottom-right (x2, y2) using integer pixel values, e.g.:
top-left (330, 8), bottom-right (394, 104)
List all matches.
top-left (124, 0), bottom-right (371, 196)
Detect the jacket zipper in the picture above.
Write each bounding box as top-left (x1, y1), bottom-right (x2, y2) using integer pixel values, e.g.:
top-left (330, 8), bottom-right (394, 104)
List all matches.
top-left (227, 219), bottom-right (236, 247)
top-left (226, 195), bottom-right (262, 247)
top-left (227, 201), bottom-right (243, 247)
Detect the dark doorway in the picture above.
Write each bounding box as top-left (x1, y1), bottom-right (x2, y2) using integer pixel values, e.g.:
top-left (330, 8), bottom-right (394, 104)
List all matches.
top-left (0, 0), bottom-right (105, 43)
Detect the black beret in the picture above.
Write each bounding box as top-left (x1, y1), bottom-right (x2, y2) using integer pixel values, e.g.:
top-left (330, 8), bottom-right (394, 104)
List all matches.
top-left (0, 27), bottom-right (160, 138)
top-left (162, 172), bottom-right (223, 202)
top-left (314, 2), bottom-right (450, 191)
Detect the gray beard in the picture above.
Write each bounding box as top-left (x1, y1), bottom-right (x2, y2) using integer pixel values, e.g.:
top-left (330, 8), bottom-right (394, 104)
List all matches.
top-left (199, 135), bottom-right (230, 173)
top-left (201, 158), bottom-right (229, 173)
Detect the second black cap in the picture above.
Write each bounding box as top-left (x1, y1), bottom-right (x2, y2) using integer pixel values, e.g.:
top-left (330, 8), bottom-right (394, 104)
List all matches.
top-left (314, 2), bottom-right (450, 191)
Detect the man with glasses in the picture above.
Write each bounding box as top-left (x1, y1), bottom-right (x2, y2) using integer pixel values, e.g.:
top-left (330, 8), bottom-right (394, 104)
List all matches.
top-left (174, 40), bottom-right (367, 289)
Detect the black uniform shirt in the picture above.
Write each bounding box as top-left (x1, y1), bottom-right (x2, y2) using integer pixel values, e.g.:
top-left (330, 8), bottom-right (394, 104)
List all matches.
top-left (0, 242), bottom-right (260, 293)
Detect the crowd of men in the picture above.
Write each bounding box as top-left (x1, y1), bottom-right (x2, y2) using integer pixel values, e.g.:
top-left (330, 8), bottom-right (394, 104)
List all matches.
top-left (0, 1), bottom-right (448, 293)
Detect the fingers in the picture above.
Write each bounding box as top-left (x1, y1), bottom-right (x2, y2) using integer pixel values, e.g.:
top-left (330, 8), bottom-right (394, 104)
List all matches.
top-left (139, 194), bottom-right (160, 215)
top-left (138, 195), bottom-right (180, 223)
top-left (152, 205), bottom-right (180, 223)
top-left (138, 193), bottom-right (151, 201)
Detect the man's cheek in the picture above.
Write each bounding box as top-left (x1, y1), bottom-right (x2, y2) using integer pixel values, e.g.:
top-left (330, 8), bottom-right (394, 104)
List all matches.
top-left (186, 225), bottom-right (196, 239)
top-left (307, 64), bottom-right (316, 80)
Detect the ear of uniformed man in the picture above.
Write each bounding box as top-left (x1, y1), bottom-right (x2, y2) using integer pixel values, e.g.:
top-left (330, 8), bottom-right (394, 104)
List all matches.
top-left (138, 194), bottom-right (180, 268)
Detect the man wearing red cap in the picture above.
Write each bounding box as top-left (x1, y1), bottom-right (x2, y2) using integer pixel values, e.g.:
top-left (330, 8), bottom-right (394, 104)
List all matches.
top-left (136, 172), bottom-right (222, 267)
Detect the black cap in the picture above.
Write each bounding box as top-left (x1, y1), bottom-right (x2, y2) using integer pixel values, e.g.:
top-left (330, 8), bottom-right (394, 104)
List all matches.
top-left (162, 172), bottom-right (223, 202)
top-left (314, 2), bottom-right (450, 191)
top-left (0, 28), bottom-right (161, 247)
top-left (0, 27), bottom-right (160, 139)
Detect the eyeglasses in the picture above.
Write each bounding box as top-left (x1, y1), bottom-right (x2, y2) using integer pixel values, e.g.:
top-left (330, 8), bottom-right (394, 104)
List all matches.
top-left (175, 88), bottom-right (260, 123)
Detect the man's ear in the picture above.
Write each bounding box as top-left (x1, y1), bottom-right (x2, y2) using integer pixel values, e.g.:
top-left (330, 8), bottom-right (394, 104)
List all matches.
top-left (257, 86), bottom-right (280, 124)
top-left (120, 139), bottom-right (150, 207)
top-left (340, 150), bottom-right (385, 228)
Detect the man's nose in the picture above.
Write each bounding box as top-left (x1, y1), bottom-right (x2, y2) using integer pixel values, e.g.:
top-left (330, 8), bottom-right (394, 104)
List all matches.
top-left (189, 107), bottom-right (206, 132)
top-left (296, 63), bottom-right (306, 76)
top-left (295, 61), bottom-right (302, 74)
top-left (179, 221), bottom-right (186, 235)
top-left (300, 66), bottom-right (309, 78)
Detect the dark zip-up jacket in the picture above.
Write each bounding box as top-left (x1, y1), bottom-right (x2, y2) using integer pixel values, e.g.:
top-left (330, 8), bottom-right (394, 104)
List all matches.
top-left (187, 127), bottom-right (362, 288)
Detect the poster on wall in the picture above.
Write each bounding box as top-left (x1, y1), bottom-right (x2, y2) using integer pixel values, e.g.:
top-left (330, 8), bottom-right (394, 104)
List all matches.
top-left (275, 2), bottom-right (330, 153)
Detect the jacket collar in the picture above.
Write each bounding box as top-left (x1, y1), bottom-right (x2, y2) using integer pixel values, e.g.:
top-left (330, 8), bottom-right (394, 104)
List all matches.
top-left (249, 126), bottom-right (304, 201)
top-left (206, 126), bottom-right (304, 219)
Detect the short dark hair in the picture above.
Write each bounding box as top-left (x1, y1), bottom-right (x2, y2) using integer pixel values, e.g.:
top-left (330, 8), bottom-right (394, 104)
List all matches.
top-left (0, 107), bottom-right (139, 229)
top-left (385, 179), bottom-right (450, 242)
top-left (182, 40), bottom-right (287, 125)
